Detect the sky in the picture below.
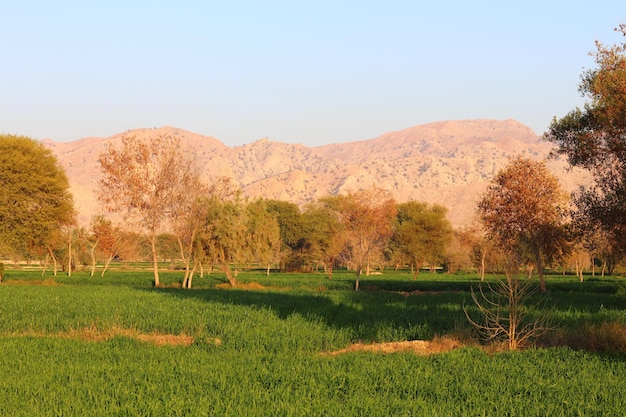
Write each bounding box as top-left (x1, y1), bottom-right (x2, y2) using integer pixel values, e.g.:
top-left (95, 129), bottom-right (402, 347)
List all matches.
top-left (2, 1), bottom-right (625, 147)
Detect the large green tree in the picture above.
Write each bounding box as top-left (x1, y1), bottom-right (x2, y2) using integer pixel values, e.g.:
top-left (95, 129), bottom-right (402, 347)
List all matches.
top-left (0, 134), bottom-right (75, 259)
top-left (392, 201), bottom-right (452, 278)
top-left (546, 25), bottom-right (626, 265)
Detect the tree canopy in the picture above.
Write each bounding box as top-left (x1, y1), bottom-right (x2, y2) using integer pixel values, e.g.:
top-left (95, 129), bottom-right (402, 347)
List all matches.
top-left (476, 157), bottom-right (569, 291)
top-left (392, 201), bottom-right (452, 278)
top-left (546, 25), bottom-right (626, 260)
top-left (0, 134), bottom-right (75, 258)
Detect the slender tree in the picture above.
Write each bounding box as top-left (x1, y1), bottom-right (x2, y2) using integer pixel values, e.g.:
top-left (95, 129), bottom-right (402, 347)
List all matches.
top-left (98, 135), bottom-right (197, 287)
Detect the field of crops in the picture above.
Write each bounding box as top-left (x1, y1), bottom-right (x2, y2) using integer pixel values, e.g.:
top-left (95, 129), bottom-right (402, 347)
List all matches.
top-left (0, 267), bottom-right (625, 416)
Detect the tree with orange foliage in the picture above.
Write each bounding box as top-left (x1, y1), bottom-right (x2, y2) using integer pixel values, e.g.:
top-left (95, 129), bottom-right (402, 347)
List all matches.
top-left (322, 187), bottom-right (397, 291)
top-left (476, 157), bottom-right (570, 292)
top-left (98, 135), bottom-right (200, 287)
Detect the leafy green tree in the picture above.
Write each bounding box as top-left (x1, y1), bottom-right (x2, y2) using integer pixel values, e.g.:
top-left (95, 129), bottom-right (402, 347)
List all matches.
top-left (546, 25), bottom-right (626, 268)
top-left (195, 197), bottom-right (248, 287)
top-left (392, 201), bottom-right (452, 278)
top-left (245, 199), bottom-right (281, 275)
top-left (0, 134), bottom-right (75, 259)
top-left (301, 202), bottom-right (346, 278)
top-left (476, 157), bottom-right (570, 292)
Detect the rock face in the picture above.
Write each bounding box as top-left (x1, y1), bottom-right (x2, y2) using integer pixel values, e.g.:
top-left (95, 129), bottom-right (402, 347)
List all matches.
top-left (42, 120), bottom-right (588, 228)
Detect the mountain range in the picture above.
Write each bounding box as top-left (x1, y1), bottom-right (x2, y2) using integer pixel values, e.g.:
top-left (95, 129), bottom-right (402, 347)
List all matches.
top-left (41, 119), bottom-right (589, 228)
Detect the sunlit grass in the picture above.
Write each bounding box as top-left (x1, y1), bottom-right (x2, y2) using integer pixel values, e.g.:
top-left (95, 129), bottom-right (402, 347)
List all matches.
top-left (0, 267), bottom-right (625, 415)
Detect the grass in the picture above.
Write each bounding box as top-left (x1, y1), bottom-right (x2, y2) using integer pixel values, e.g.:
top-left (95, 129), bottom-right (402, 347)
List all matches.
top-left (0, 266), bottom-right (625, 415)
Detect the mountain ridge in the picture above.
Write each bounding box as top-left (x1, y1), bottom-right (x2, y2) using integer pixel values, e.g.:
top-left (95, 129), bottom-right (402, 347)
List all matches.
top-left (42, 119), bottom-right (587, 228)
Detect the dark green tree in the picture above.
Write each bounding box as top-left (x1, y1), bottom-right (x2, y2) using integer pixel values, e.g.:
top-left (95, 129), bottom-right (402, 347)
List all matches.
top-left (546, 25), bottom-right (626, 266)
top-left (0, 134), bottom-right (75, 259)
top-left (392, 201), bottom-right (452, 278)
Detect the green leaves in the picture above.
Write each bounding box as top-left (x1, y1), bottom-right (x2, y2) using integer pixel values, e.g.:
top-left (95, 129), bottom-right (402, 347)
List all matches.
top-left (0, 134), bottom-right (75, 258)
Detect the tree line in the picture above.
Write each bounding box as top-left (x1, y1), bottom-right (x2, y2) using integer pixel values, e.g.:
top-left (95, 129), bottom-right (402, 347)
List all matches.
top-left (2, 26), bottom-right (626, 289)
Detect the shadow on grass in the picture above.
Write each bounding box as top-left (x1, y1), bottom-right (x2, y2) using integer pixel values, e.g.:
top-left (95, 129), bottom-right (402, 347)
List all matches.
top-left (155, 282), bottom-right (470, 342)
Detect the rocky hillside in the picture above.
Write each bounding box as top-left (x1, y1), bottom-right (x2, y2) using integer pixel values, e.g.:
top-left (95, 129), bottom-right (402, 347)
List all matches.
top-left (42, 120), bottom-right (588, 228)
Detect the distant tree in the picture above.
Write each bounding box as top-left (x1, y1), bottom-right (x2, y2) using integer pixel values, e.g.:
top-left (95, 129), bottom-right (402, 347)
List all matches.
top-left (0, 134), bottom-right (75, 259)
top-left (265, 200), bottom-right (308, 270)
top-left (321, 187), bottom-right (397, 291)
top-left (476, 157), bottom-right (570, 292)
top-left (301, 202), bottom-right (346, 279)
top-left (245, 199), bottom-right (281, 276)
top-left (444, 227), bottom-right (477, 274)
top-left (195, 197), bottom-right (248, 287)
top-left (546, 25), bottom-right (626, 266)
top-left (98, 135), bottom-right (199, 287)
top-left (392, 201), bottom-right (452, 278)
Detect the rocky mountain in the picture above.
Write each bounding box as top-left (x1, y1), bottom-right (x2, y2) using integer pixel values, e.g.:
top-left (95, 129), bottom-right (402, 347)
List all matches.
top-left (41, 120), bottom-right (589, 228)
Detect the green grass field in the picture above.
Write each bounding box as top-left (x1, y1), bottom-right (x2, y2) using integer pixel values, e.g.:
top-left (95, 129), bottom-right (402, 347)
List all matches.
top-left (0, 267), bottom-right (625, 416)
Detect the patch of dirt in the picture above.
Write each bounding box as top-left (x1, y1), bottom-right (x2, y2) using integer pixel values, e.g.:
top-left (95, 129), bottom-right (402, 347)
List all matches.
top-left (10, 326), bottom-right (222, 347)
top-left (2, 279), bottom-right (61, 286)
top-left (324, 336), bottom-right (465, 356)
top-left (215, 281), bottom-right (291, 291)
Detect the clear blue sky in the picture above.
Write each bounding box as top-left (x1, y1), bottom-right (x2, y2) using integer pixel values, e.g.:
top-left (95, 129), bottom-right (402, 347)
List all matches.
top-left (2, 0), bottom-right (625, 146)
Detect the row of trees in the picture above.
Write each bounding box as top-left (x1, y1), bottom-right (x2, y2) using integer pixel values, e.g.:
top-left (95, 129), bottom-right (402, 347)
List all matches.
top-left (1, 136), bottom-right (622, 290)
top-left (96, 135), bottom-right (456, 290)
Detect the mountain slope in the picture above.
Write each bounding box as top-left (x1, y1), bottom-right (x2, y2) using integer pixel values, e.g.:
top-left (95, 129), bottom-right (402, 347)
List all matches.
top-left (43, 119), bottom-right (588, 228)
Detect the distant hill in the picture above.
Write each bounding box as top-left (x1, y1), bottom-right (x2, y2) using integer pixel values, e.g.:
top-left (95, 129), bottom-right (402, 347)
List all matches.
top-left (41, 120), bottom-right (589, 228)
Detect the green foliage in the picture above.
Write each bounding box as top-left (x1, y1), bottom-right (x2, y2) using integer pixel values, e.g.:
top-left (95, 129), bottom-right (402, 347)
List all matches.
top-left (392, 201), bottom-right (453, 277)
top-left (0, 134), bottom-right (75, 258)
top-left (546, 25), bottom-right (626, 267)
top-left (0, 269), bottom-right (625, 415)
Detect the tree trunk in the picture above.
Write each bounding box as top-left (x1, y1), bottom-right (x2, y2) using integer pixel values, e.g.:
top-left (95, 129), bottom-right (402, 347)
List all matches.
top-left (67, 233), bottom-right (73, 277)
top-left (102, 255), bottom-right (114, 277)
top-left (47, 246), bottom-right (58, 276)
top-left (354, 267), bottom-right (362, 291)
top-left (42, 253), bottom-right (49, 276)
top-left (536, 250), bottom-right (546, 293)
top-left (150, 234), bottom-right (160, 287)
top-left (266, 263), bottom-right (270, 277)
top-left (90, 239), bottom-right (98, 277)
top-left (480, 251), bottom-right (486, 281)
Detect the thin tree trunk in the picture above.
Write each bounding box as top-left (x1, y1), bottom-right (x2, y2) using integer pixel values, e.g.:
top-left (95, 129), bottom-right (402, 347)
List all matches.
top-left (90, 239), bottom-right (98, 277)
top-left (47, 246), bottom-right (58, 276)
top-left (42, 253), bottom-right (49, 276)
top-left (354, 266), bottom-right (362, 291)
top-left (480, 251), bottom-right (486, 281)
top-left (536, 250), bottom-right (546, 293)
top-left (150, 233), bottom-right (160, 287)
top-left (101, 254), bottom-right (114, 277)
top-left (67, 233), bottom-right (73, 277)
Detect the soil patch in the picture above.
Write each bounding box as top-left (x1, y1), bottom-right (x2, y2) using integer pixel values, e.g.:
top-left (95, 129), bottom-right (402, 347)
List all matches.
top-left (2, 279), bottom-right (60, 286)
top-left (325, 335), bottom-right (465, 356)
top-left (215, 281), bottom-right (291, 291)
top-left (9, 327), bottom-right (218, 347)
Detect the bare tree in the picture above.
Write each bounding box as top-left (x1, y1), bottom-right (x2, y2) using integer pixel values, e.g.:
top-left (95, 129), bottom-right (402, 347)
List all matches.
top-left (465, 256), bottom-right (553, 350)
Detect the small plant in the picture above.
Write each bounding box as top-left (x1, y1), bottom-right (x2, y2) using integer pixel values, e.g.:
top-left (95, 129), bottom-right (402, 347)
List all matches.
top-left (465, 270), bottom-right (554, 350)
